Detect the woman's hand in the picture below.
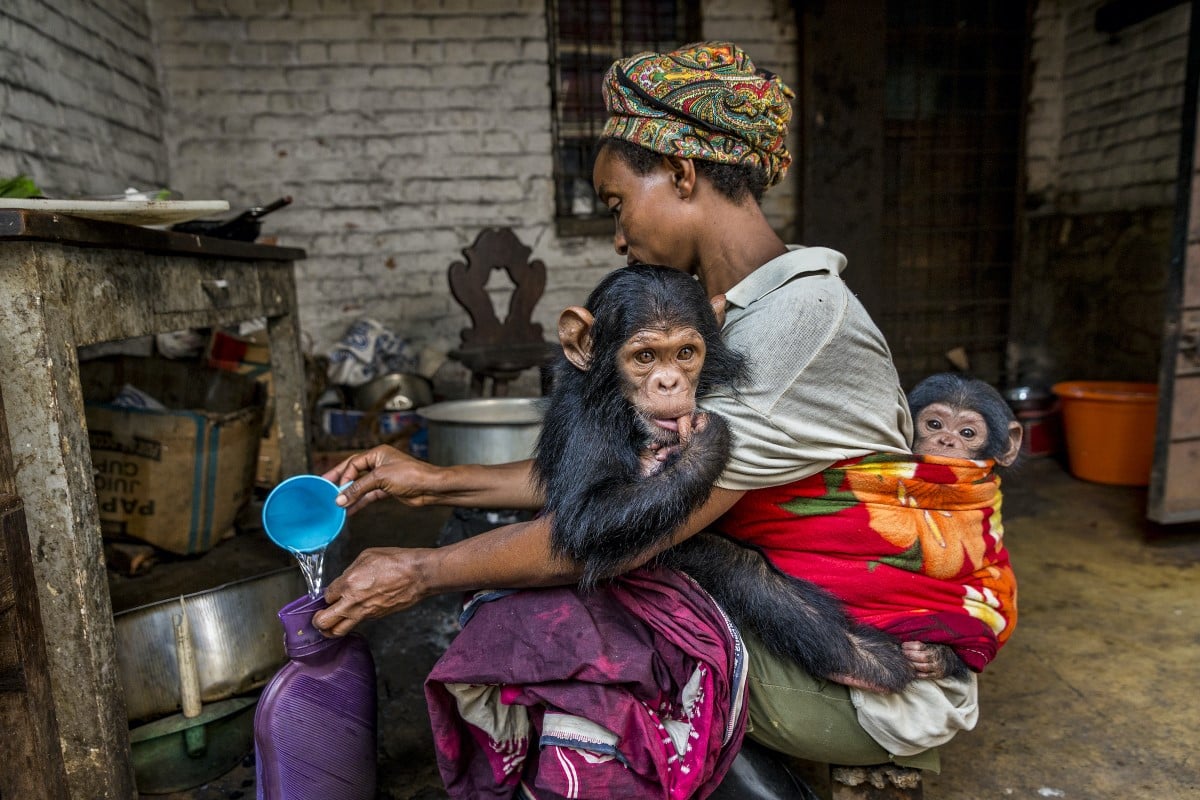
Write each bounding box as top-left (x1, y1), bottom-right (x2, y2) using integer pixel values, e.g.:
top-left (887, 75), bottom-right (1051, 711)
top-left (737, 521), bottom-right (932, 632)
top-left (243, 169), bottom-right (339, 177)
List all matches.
top-left (313, 516), bottom-right (581, 637)
top-left (313, 546), bottom-right (433, 637)
top-left (322, 444), bottom-right (445, 514)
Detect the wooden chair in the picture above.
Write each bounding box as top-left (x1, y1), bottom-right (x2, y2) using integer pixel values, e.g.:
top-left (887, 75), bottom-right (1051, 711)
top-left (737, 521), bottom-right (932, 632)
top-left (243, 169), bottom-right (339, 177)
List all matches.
top-left (446, 227), bottom-right (555, 396)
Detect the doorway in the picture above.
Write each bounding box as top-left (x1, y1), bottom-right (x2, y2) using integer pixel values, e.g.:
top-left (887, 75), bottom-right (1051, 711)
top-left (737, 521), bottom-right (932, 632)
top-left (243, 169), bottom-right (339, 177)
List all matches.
top-left (796, 0), bottom-right (1030, 389)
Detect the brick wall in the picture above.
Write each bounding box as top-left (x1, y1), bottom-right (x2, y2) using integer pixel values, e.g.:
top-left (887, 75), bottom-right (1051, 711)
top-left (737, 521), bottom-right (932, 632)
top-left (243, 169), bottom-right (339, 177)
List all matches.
top-left (1013, 0), bottom-right (1188, 385)
top-left (150, 0), bottom-right (800, 396)
top-left (0, 0), bottom-right (166, 196)
top-left (1026, 0), bottom-right (1189, 213)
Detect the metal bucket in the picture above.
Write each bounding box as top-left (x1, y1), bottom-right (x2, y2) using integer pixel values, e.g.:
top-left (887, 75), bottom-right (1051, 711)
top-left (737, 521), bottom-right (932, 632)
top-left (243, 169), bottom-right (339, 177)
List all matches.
top-left (114, 567), bottom-right (305, 723)
top-left (419, 397), bottom-right (544, 466)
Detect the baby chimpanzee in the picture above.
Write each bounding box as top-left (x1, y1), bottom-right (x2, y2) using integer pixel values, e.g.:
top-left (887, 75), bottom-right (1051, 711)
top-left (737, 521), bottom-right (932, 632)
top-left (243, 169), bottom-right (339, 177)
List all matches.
top-left (903, 372), bottom-right (1023, 680)
top-left (534, 264), bottom-right (916, 693)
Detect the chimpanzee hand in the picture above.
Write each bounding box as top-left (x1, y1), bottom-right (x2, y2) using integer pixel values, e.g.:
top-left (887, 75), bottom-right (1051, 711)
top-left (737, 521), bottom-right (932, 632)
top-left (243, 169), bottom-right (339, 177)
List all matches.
top-left (902, 641), bottom-right (969, 680)
top-left (641, 412), bottom-right (711, 476)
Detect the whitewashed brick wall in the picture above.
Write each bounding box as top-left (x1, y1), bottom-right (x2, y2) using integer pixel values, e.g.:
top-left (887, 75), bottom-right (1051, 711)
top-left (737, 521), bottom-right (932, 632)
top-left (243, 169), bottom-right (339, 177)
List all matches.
top-left (1, 0), bottom-right (799, 396)
top-left (702, 1), bottom-right (799, 239)
top-left (0, 0), bottom-right (167, 196)
top-left (1027, 0), bottom-right (1189, 213)
top-left (149, 0), bottom-right (799, 395)
top-left (153, 0), bottom-right (579, 394)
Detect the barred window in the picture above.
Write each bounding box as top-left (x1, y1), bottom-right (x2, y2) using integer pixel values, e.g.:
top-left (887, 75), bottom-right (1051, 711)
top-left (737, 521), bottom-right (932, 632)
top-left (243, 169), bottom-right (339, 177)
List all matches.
top-left (548, 1), bottom-right (699, 236)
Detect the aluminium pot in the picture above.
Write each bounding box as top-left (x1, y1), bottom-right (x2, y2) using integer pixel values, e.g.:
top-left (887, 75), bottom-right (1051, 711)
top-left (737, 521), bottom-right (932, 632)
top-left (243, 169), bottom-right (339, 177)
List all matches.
top-left (114, 567), bottom-right (305, 723)
top-left (419, 397), bottom-right (544, 466)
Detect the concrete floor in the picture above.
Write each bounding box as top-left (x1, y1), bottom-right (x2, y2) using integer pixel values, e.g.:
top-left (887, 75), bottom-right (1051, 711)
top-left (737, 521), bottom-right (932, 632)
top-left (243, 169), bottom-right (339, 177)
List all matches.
top-left (122, 455), bottom-right (1200, 799)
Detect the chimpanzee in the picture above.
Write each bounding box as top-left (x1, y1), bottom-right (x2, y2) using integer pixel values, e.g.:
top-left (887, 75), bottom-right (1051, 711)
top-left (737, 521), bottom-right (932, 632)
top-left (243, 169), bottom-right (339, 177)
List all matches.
top-left (908, 373), bottom-right (1023, 466)
top-left (689, 372), bottom-right (1024, 686)
top-left (902, 371), bottom-right (1024, 681)
top-left (533, 264), bottom-right (917, 694)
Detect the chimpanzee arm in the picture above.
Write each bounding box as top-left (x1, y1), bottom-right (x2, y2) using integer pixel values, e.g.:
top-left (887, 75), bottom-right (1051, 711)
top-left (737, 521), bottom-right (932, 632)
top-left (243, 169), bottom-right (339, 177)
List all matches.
top-left (663, 533), bottom-right (916, 693)
top-left (550, 414), bottom-right (732, 587)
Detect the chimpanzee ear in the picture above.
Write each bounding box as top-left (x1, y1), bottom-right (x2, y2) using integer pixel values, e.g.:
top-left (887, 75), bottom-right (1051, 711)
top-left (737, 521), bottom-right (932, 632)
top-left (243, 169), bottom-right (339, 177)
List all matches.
top-left (710, 293), bottom-right (728, 327)
top-left (558, 306), bottom-right (595, 371)
top-left (996, 420), bottom-right (1023, 467)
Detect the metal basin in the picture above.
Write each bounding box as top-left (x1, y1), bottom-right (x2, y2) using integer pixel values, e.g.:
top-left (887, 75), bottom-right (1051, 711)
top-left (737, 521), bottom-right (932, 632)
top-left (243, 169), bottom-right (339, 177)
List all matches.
top-left (114, 567), bottom-right (304, 723)
top-left (419, 397), bottom-right (544, 466)
top-left (129, 695), bottom-right (258, 794)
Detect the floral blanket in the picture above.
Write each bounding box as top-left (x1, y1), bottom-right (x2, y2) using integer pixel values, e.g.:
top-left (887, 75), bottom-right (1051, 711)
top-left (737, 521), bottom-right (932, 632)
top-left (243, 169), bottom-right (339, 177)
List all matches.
top-left (425, 567), bottom-right (748, 800)
top-left (717, 454), bottom-right (1017, 671)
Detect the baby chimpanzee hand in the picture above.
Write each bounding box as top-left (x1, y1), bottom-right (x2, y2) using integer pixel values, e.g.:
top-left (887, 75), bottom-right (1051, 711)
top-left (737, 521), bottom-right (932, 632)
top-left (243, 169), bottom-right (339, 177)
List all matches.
top-left (640, 412), bottom-right (711, 476)
top-left (902, 641), bottom-right (969, 680)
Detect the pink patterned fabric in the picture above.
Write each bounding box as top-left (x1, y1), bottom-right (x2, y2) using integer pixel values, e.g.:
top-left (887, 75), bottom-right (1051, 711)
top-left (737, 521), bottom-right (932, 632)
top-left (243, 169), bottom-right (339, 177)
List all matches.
top-left (425, 567), bottom-right (748, 800)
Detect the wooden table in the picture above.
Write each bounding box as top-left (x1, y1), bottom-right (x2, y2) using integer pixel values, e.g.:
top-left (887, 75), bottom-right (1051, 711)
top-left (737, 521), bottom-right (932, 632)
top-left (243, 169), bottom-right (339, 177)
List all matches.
top-left (0, 210), bottom-right (309, 799)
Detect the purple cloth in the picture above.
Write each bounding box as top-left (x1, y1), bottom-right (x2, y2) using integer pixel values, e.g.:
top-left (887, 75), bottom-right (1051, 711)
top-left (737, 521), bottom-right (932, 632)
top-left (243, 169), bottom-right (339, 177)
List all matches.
top-left (425, 567), bottom-right (748, 800)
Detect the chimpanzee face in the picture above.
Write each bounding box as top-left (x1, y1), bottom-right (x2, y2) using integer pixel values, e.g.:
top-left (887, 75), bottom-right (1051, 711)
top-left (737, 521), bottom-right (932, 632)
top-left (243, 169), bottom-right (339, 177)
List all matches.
top-left (617, 323), bottom-right (707, 445)
top-left (913, 402), bottom-right (989, 460)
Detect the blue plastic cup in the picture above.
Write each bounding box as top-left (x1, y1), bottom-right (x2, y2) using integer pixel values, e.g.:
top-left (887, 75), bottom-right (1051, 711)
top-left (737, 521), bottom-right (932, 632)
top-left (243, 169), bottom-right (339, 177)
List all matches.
top-left (262, 475), bottom-right (353, 553)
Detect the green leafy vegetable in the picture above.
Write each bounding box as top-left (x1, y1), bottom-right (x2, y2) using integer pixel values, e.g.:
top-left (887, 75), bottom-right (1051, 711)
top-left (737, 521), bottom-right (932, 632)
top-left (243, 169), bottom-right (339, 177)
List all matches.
top-left (0, 175), bottom-right (43, 199)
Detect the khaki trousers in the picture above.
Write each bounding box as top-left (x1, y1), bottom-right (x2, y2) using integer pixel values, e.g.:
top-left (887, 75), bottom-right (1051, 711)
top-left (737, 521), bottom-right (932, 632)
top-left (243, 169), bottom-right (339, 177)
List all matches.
top-left (742, 631), bottom-right (940, 772)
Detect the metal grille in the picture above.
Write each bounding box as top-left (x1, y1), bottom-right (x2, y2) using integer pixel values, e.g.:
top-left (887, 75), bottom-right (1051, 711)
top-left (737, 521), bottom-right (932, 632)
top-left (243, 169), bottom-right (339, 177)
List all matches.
top-left (548, 1), bottom-right (699, 231)
top-left (879, 0), bottom-right (1028, 387)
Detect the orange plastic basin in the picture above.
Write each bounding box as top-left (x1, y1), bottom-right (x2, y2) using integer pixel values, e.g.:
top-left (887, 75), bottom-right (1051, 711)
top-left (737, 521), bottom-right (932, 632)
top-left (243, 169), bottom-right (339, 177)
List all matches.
top-left (1051, 381), bottom-right (1158, 486)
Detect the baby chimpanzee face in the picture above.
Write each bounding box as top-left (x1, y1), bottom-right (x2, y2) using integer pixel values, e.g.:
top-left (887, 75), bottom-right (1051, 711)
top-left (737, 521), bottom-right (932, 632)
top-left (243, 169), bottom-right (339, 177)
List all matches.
top-left (913, 402), bottom-right (989, 460)
top-left (618, 323), bottom-right (707, 444)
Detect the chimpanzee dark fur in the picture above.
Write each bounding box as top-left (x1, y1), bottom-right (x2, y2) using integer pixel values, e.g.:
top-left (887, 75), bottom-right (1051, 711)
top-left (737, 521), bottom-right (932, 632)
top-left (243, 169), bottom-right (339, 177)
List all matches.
top-left (535, 265), bottom-right (743, 585)
top-left (534, 264), bottom-right (916, 692)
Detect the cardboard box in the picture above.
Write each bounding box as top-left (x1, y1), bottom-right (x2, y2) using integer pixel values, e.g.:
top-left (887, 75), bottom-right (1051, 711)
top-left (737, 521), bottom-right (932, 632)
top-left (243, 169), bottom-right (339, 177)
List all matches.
top-left (204, 330), bottom-right (282, 489)
top-left (82, 357), bottom-right (265, 555)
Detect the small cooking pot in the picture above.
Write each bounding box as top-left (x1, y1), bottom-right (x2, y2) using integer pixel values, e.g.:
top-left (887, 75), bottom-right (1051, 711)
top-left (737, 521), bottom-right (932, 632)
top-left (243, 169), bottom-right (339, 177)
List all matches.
top-left (1004, 386), bottom-right (1055, 413)
top-left (419, 398), bottom-right (543, 466)
top-left (351, 372), bottom-right (434, 412)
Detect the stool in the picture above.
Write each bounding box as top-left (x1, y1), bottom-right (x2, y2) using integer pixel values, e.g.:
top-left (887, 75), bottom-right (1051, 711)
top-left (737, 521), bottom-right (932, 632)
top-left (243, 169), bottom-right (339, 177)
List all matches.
top-left (446, 227), bottom-right (555, 396)
top-left (830, 763), bottom-right (924, 799)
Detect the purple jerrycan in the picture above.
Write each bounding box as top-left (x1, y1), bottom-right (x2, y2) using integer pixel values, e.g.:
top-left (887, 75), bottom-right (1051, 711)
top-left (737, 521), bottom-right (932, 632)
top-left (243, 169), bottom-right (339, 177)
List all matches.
top-left (255, 595), bottom-right (377, 799)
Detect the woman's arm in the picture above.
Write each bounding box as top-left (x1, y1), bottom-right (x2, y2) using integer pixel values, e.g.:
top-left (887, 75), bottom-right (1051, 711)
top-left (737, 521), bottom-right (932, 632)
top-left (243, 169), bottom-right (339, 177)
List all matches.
top-left (312, 484), bottom-right (746, 637)
top-left (322, 444), bottom-right (545, 513)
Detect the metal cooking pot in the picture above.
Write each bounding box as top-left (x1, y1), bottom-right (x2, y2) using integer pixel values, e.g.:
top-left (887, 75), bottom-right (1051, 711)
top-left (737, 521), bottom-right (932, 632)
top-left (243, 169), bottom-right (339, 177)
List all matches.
top-left (114, 567), bottom-right (304, 723)
top-left (351, 371), bottom-right (434, 412)
top-left (419, 397), bottom-right (544, 466)
top-left (1005, 385), bottom-right (1055, 413)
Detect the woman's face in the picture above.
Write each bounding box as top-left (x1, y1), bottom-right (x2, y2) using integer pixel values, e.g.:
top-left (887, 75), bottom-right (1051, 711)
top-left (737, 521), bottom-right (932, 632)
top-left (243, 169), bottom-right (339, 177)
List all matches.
top-left (592, 146), bottom-right (695, 271)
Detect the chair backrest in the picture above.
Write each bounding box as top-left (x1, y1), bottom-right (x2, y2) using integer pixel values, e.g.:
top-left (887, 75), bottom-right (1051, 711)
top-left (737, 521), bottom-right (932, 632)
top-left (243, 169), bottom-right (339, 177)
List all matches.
top-left (448, 227), bottom-right (546, 349)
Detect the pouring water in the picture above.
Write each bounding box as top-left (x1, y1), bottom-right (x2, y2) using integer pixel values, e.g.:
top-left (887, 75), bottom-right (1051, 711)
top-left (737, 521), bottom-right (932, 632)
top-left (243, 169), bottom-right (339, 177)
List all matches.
top-left (262, 475), bottom-right (351, 599)
top-left (292, 548), bottom-right (326, 600)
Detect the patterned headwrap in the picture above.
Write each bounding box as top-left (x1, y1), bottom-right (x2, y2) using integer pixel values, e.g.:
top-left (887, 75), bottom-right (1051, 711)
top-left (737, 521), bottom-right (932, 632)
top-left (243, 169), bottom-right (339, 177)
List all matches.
top-left (601, 41), bottom-right (795, 188)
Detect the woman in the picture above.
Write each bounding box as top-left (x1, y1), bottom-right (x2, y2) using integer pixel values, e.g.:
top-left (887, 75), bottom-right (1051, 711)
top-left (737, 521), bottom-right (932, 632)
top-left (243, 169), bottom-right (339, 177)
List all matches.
top-left (316, 41), bottom-right (1008, 792)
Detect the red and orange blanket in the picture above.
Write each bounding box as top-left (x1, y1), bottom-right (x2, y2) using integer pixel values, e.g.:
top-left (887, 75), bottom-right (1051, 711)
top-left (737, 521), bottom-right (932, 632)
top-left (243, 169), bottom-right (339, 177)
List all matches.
top-left (718, 453), bottom-right (1017, 672)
